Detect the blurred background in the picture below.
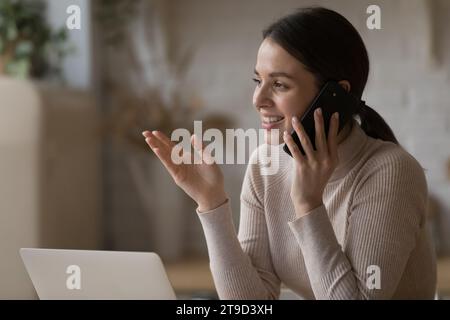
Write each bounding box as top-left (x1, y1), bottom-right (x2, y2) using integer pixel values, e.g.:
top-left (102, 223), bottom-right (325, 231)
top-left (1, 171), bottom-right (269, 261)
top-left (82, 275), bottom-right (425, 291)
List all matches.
top-left (1, 0), bottom-right (450, 299)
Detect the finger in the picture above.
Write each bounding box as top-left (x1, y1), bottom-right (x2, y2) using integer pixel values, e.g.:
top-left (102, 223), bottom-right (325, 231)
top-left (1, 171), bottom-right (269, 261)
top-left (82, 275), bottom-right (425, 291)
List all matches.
top-left (191, 133), bottom-right (203, 152)
top-left (144, 135), bottom-right (167, 156)
top-left (144, 131), bottom-right (181, 163)
top-left (328, 112), bottom-right (339, 162)
top-left (143, 131), bottom-right (168, 151)
top-left (314, 108), bottom-right (328, 156)
top-left (190, 134), bottom-right (203, 164)
top-left (144, 133), bottom-right (177, 166)
top-left (144, 132), bottom-right (160, 149)
top-left (146, 137), bottom-right (180, 177)
top-left (144, 131), bottom-right (168, 151)
top-left (292, 117), bottom-right (315, 161)
top-left (283, 131), bottom-right (304, 163)
top-left (153, 130), bottom-right (175, 148)
top-left (191, 134), bottom-right (215, 165)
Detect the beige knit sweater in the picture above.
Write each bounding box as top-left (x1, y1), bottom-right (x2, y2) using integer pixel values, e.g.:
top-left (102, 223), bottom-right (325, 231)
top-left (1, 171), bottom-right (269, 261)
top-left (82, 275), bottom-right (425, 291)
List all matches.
top-left (197, 119), bottom-right (437, 300)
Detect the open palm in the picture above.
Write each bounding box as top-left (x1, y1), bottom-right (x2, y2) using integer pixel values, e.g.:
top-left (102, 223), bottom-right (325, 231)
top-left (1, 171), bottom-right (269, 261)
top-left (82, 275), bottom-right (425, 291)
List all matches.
top-left (142, 130), bottom-right (227, 212)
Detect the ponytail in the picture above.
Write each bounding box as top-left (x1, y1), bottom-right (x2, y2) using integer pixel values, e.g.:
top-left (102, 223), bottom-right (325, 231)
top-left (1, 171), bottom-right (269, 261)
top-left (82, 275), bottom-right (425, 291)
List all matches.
top-left (357, 101), bottom-right (399, 145)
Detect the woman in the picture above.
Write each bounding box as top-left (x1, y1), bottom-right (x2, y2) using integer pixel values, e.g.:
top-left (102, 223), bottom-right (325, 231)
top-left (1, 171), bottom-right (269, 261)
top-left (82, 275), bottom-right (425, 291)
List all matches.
top-left (142, 7), bottom-right (437, 299)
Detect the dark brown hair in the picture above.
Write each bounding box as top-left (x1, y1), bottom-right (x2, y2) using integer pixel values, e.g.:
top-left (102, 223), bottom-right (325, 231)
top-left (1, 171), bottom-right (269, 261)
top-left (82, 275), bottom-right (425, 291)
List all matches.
top-left (263, 6), bottom-right (398, 144)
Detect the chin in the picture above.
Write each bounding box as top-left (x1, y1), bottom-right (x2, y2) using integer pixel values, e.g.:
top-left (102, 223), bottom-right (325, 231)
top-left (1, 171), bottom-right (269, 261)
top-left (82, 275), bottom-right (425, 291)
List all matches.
top-left (264, 129), bottom-right (284, 145)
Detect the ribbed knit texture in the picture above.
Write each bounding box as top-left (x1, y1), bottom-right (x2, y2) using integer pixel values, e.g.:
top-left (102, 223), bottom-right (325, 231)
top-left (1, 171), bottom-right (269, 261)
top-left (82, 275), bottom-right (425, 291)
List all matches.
top-left (197, 119), bottom-right (437, 300)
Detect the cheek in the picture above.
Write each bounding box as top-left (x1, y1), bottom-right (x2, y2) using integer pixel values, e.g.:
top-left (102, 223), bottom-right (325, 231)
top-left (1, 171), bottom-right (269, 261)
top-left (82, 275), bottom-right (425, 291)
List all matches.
top-left (276, 94), bottom-right (312, 132)
top-left (276, 94), bottom-right (309, 119)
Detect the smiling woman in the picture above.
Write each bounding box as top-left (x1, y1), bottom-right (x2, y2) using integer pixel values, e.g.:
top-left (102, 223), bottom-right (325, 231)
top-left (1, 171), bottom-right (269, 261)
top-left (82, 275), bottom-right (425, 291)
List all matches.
top-left (143, 6), bottom-right (437, 300)
top-left (252, 40), bottom-right (318, 143)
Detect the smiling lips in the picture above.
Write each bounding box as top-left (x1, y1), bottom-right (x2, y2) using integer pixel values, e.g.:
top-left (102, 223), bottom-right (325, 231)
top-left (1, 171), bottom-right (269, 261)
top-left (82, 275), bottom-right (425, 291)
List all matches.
top-left (261, 115), bottom-right (285, 129)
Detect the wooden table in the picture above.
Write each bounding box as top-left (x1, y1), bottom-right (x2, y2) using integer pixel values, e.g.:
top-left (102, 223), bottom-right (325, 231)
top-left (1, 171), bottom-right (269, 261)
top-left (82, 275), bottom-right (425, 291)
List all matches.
top-left (166, 257), bottom-right (450, 299)
top-left (437, 257), bottom-right (450, 298)
top-left (166, 257), bottom-right (216, 298)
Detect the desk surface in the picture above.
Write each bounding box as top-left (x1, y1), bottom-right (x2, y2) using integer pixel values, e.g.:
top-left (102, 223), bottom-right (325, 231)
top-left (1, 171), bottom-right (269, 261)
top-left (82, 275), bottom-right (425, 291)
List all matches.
top-left (166, 257), bottom-right (450, 298)
top-left (437, 257), bottom-right (450, 297)
top-left (166, 257), bottom-right (215, 294)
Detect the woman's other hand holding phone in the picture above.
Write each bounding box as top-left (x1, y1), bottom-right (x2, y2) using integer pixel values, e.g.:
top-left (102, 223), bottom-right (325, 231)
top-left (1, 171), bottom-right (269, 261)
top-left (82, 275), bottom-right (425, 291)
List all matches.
top-left (283, 108), bottom-right (340, 218)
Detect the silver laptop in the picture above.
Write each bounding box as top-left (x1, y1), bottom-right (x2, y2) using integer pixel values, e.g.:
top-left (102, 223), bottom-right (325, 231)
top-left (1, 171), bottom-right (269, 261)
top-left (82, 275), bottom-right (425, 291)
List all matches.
top-left (20, 248), bottom-right (177, 300)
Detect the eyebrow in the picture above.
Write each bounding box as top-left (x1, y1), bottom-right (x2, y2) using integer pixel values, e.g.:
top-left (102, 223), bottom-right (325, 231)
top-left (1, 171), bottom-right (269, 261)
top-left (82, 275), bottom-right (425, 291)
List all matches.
top-left (254, 68), bottom-right (295, 80)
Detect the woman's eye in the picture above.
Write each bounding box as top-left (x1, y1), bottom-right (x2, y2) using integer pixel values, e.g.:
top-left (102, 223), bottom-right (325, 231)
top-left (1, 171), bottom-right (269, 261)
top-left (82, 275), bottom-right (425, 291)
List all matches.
top-left (252, 78), bottom-right (288, 90)
top-left (252, 78), bottom-right (261, 86)
top-left (274, 81), bottom-right (287, 89)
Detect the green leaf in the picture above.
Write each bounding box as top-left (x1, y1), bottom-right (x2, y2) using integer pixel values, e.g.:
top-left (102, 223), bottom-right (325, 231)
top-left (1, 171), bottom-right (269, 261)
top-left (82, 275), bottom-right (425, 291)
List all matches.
top-left (6, 23), bottom-right (17, 41)
top-left (0, 0), bottom-right (72, 79)
top-left (15, 40), bottom-right (34, 58)
top-left (5, 59), bottom-right (30, 78)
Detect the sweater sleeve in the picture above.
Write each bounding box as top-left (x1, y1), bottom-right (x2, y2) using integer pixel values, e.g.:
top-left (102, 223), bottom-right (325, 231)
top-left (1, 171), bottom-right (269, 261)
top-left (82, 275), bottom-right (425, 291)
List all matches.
top-left (196, 156), bottom-right (281, 300)
top-left (287, 149), bottom-right (429, 299)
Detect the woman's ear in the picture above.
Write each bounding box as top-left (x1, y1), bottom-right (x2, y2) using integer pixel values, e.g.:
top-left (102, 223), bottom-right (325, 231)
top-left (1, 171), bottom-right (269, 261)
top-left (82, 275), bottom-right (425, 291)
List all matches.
top-left (338, 80), bottom-right (351, 93)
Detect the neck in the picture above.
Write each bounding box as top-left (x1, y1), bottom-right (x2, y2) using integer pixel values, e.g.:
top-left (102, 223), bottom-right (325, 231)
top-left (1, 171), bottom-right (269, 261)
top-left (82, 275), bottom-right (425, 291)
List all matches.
top-left (337, 120), bottom-right (353, 145)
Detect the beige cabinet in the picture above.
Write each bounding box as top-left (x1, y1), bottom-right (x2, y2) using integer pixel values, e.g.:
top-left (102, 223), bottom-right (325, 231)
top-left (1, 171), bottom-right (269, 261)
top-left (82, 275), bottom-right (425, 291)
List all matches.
top-left (0, 77), bottom-right (102, 298)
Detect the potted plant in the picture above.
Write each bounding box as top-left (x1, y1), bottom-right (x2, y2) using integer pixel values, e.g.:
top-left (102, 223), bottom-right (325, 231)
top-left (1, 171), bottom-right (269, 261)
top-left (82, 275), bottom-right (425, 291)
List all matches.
top-left (0, 0), bottom-right (70, 80)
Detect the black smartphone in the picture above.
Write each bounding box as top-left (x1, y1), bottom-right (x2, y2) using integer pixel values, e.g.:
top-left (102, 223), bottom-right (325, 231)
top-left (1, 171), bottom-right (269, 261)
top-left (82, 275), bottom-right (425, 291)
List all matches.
top-left (283, 81), bottom-right (361, 157)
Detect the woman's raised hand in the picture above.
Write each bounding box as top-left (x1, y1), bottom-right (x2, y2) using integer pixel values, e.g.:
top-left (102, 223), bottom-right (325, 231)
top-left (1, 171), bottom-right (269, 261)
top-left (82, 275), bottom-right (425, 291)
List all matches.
top-left (142, 130), bottom-right (228, 212)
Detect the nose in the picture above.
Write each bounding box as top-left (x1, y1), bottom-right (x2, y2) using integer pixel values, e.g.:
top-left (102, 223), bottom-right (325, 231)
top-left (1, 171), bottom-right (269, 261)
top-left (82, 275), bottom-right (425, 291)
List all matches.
top-left (253, 84), bottom-right (273, 111)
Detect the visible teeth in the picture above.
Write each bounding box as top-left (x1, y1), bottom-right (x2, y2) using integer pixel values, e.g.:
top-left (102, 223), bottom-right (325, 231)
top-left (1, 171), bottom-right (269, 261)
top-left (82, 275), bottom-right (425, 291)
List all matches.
top-left (262, 116), bottom-right (284, 123)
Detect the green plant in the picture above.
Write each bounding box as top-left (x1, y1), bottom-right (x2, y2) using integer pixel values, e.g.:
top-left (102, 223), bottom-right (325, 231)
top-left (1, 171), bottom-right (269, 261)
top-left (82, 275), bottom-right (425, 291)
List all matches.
top-left (0, 0), bottom-right (71, 79)
top-left (95, 0), bottom-right (139, 46)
